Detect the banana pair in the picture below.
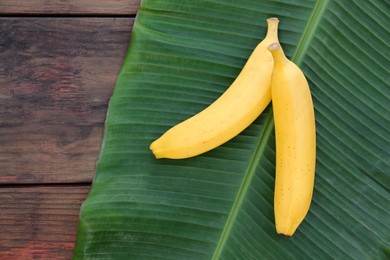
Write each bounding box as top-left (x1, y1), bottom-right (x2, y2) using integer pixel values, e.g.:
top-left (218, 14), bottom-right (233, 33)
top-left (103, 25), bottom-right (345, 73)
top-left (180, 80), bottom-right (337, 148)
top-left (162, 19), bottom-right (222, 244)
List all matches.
top-left (150, 18), bottom-right (316, 236)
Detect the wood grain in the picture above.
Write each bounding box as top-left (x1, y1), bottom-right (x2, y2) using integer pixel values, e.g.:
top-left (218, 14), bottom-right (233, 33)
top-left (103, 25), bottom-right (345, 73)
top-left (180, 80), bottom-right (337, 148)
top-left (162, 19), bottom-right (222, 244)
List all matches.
top-left (0, 18), bottom-right (134, 184)
top-left (0, 0), bottom-right (141, 15)
top-left (0, 185), bottom-right (90, 259)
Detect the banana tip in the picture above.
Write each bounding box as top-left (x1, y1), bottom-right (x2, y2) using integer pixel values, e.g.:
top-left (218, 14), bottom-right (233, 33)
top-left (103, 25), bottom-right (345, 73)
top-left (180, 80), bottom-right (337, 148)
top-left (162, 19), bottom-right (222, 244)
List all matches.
top-left (149, 141), bottom-right (161, 159)
top-left (277, 231), bottom-right (293, 238)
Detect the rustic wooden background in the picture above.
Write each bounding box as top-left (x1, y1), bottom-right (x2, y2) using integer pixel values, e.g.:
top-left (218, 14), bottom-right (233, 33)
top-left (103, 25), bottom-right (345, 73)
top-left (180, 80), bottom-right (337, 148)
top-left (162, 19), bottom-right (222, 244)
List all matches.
top-left (0, 1), bottom-right (141, 258)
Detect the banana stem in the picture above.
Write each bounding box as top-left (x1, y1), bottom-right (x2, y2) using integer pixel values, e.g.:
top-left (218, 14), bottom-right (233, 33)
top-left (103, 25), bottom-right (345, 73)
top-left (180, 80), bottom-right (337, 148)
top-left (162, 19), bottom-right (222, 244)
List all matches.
top-left (266, 18), bottom-right (279, 40)
top-left (268, 42), bottom-right (287, 64)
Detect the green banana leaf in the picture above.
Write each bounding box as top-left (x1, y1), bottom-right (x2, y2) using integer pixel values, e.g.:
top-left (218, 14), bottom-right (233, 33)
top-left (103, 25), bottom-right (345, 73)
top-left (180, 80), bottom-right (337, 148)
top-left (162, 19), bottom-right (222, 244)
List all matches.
top-left (73, 0), bottom-right (390, 258)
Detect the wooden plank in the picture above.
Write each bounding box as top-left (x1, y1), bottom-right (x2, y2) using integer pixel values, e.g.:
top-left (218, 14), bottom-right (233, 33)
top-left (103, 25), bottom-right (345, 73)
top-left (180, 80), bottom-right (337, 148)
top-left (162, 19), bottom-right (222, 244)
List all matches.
top-left (0, 18), bottom-right (134, 184)
top-left (0, 185), bottom-right (90, 259)
top-left (0, 0), bottom-right (141, 15)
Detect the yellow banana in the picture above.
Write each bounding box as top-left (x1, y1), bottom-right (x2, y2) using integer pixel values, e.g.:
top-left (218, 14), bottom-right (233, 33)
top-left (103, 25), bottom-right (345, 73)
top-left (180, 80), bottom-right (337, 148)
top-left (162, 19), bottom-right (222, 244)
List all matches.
top-left (268, 42), bottom-right (316, 236)
top-left (150, 18), bottom-right (280, 159)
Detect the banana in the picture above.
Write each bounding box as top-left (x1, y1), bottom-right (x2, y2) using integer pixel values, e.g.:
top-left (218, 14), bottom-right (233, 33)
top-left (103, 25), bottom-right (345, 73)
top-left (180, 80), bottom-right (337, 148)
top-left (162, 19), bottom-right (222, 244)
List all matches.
top-left (268, 42), bottom-right (316, 236)
top-left (150, 18), bottom-right (280, 159)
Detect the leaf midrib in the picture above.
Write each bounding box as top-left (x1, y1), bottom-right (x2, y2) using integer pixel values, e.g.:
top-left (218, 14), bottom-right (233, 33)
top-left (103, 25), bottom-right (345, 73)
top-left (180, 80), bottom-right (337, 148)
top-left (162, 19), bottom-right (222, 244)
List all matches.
top-left (212, 0), bottom-right (329, 258)
top-left (212, 111), bottom-right (274, 260)
top-left (293, 0), bottom-right (329, 65)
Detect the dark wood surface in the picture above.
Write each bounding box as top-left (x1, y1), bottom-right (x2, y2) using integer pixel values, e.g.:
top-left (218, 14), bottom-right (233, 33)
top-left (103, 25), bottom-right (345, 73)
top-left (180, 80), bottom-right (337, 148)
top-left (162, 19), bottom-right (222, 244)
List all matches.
top-left (0, 17), bottom-right (134, 184)
top-left (0, 1), bottom-right (140, 258)
top-left (0, 0), bottom-right (140, 15)
top-left (0, 185), bottom-right (90, 259)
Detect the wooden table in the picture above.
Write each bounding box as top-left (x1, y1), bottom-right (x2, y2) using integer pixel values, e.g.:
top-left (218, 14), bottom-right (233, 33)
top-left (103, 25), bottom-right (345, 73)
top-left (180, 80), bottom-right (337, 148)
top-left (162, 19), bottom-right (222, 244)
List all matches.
top-left (0, 1), bottom-right (140, 258)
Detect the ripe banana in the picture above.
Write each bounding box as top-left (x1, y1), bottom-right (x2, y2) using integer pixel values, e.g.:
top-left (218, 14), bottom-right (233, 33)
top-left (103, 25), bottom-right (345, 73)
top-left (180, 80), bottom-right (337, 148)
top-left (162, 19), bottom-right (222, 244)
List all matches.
top-left (150, 18), bottom-right (280, 159)
top-left (268, 42), bottom-right (316, 236)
